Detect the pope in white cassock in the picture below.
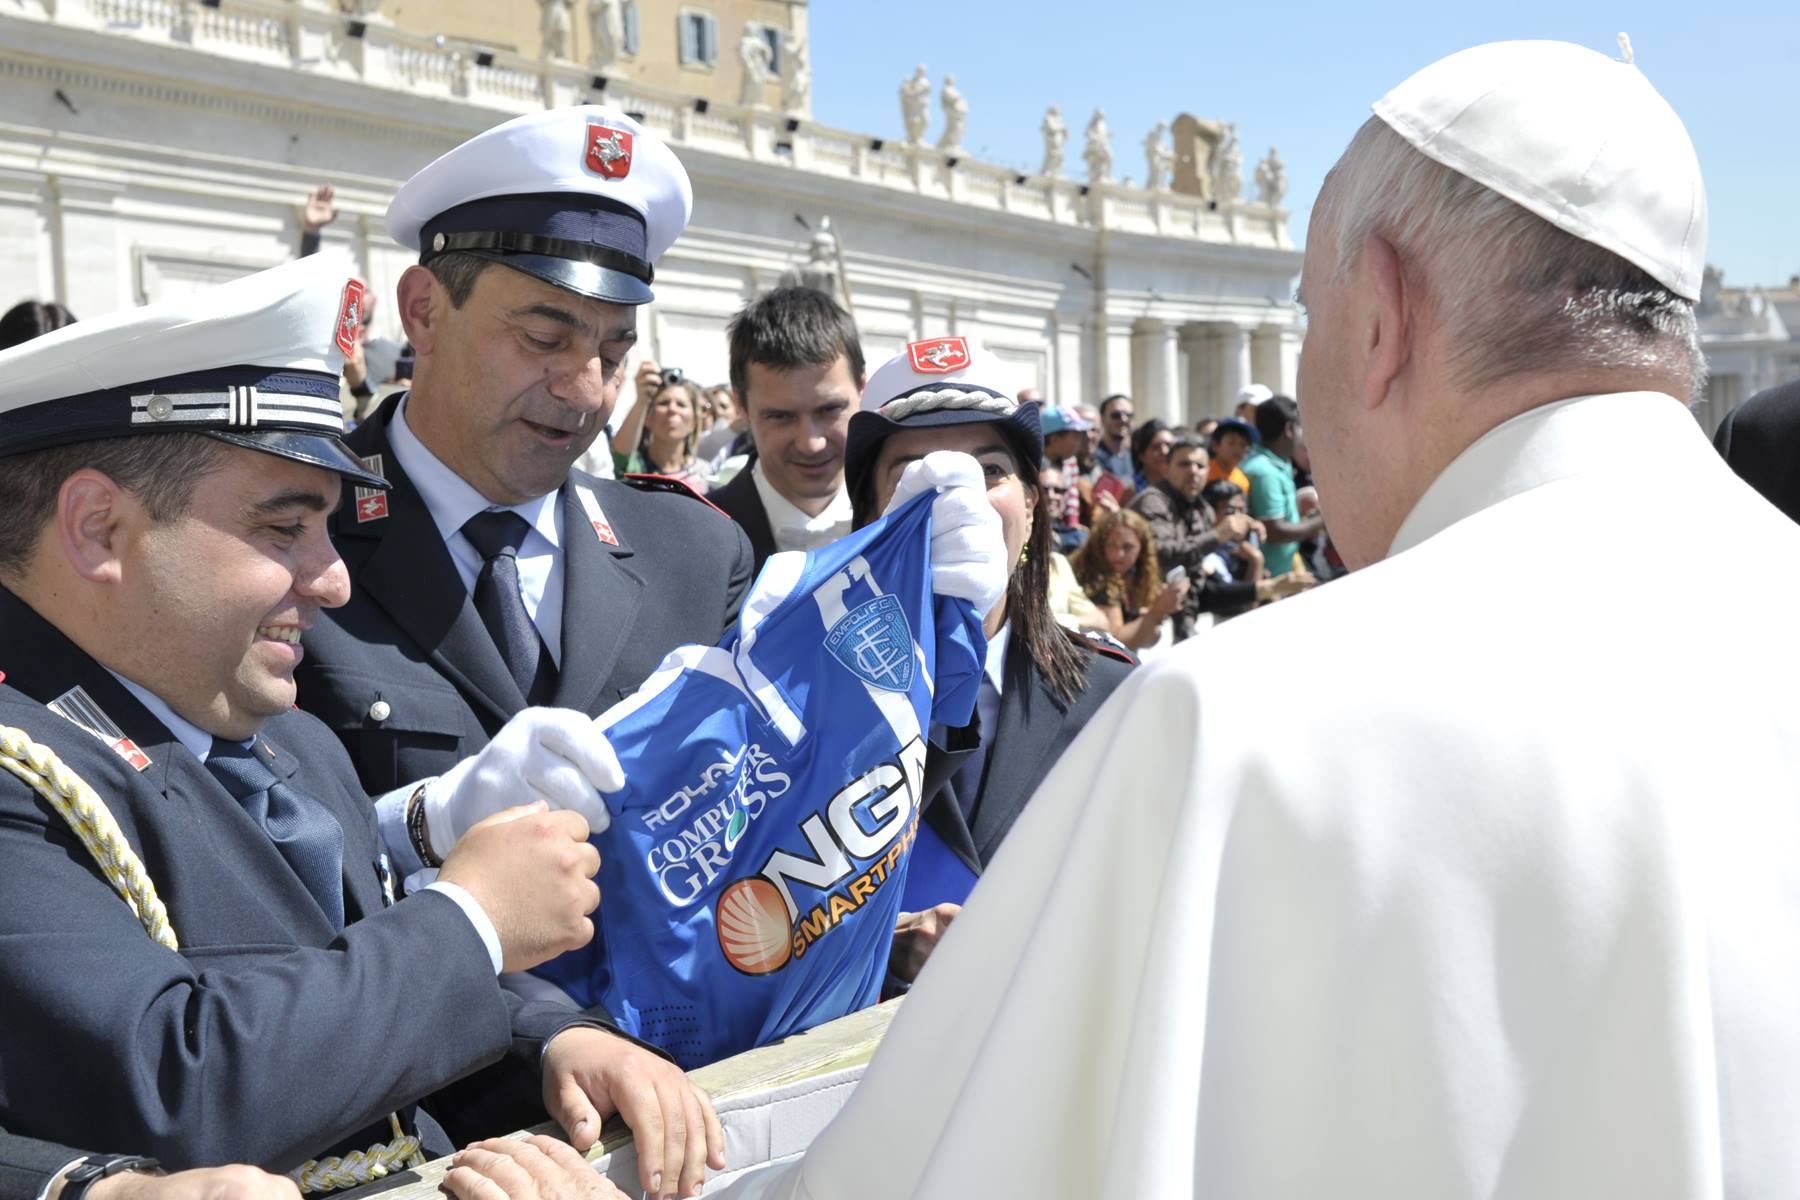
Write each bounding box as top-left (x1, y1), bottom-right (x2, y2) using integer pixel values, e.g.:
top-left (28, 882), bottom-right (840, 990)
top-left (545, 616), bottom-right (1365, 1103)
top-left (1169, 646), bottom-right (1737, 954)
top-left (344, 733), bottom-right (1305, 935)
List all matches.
top-left (712, 35), bottom-right (1800, 1200)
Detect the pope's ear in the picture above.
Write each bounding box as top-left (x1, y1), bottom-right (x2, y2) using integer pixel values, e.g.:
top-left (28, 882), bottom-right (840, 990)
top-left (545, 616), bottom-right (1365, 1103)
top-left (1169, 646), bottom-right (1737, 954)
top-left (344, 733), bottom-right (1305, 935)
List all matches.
top-left (1360, 234), bottom-right (1411, 411)
top-left (395, 264), bottom-right (442, 356)
top-left (55, 469), bottom-right (129, 584)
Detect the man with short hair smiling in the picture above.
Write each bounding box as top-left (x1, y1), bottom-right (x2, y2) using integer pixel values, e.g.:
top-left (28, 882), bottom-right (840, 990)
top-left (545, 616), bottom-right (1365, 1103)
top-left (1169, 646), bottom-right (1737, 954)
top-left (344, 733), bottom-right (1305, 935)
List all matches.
top-left (707, 286), bottom-right (863, 577)
top-left (0, 258), bottom-right (635, 1187)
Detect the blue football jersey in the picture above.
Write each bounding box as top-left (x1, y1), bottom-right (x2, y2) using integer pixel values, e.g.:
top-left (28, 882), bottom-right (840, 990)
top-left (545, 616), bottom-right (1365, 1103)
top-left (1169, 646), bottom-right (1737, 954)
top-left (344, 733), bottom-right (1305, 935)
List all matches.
top-left (530, 492), bottom-right (984, 1067)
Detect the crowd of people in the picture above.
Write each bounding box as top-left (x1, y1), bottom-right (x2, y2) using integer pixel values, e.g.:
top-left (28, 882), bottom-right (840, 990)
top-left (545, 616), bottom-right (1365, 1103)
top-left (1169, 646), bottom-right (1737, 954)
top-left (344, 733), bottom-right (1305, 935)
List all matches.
top-left (3, 31), bottom-right (1800, 1200)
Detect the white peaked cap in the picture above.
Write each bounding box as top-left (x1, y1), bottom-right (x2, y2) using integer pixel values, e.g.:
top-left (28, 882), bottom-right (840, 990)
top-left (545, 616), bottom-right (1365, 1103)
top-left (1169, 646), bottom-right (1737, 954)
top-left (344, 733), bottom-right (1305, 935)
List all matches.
top-left (0, 253), bottom-right (386, 488)
top-left (1371, 38), bottom-right (1707, 301)
top-left (387, 105), bottom-right (692, 306)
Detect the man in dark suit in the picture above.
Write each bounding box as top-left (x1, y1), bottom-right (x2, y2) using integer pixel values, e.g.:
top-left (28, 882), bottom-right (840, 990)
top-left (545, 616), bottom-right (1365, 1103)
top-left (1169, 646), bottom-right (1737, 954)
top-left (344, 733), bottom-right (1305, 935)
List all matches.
top-left (1713, 379), bottom-right (1800, 524)
top-left (707, 287), bottom-right (863, 579)
top-left (0, 257), bottom-right (727, 1197)
top-left (296, 109), bottom-right (752, 803)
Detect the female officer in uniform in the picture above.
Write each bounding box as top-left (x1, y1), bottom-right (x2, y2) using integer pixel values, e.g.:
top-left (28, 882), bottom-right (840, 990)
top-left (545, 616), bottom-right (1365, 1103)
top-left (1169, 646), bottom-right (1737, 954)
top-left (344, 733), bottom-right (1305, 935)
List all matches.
top-left (843, 339), bottom-right (1133, 986)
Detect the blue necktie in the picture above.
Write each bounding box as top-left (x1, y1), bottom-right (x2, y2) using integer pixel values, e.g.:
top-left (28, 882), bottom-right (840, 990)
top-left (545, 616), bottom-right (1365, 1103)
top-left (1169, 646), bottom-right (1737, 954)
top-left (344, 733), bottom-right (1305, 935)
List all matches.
top-left (462, 510), bottom-right (558, 705)
top-left (207, 739), bottom-right (346, 930)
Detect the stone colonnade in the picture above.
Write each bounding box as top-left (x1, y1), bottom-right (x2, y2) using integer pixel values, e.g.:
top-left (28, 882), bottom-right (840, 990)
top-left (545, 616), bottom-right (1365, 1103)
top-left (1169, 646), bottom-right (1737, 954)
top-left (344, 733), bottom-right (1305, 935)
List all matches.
top-left (1125, 318), bottom-right (1297, 426)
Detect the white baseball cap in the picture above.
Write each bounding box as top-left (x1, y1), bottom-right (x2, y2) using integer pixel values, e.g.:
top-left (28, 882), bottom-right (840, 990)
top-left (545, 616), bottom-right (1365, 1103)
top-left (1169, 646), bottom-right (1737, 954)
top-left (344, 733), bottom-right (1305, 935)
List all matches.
top-left (0, 254), bottom-right (385, 488)
top-left (1372, 38), bottom-right (1706, 301)
top-left (388, 105), bottom-right (693, 306)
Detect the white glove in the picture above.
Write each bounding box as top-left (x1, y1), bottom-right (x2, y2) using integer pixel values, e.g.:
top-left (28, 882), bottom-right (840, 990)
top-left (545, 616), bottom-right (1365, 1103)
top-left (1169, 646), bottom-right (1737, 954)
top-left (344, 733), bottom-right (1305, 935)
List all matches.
top-left (883, 450), bottom-right (1009, 618)
top-left (423, 707), bottom-right (623, 859)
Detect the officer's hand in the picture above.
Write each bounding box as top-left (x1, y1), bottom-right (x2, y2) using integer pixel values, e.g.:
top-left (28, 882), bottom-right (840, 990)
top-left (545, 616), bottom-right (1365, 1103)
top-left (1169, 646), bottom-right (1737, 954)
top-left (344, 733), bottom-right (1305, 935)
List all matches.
top-left (83, 1165), bottom-right (299, 1200)
top-left (444, 1136), bottom-right (628, 1200)
top-left (542, 1027), bottom-right (726, 1200)
top-left (438, 803), bottom-right (600, 972)
top-left (883, 451), bottom-right (1009, 618)
top-left (889, 902), bottom-right (961, 984)
top-left (424, 708), bottom-right (623, 860)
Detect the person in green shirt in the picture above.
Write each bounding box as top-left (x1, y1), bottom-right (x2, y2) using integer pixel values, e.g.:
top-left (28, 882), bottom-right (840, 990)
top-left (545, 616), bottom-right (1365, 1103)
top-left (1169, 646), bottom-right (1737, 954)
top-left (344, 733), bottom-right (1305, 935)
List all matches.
top-left (1241, 394), bottom-right (1326, 576)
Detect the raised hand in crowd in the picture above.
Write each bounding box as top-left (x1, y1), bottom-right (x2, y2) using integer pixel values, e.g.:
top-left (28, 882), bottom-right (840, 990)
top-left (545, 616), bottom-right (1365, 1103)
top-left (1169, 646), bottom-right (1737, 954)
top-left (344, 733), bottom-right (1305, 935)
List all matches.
top-left (300, 184), bottom-right (338, 233)
top-left (435, 802), bottom-right (601, 973)
top-left (444, 1137), bottom-right (627, 1200)
top-left (889, 902), bottom-right (962, 986)
top-left (59, 1165), bottom-right (300, 1200)
top-left (1214, 511), bottom-right (1266, 545)
top-left (541, 1030), bottom-right (725, 1200)
top-left (1147, 570), bottom-right (1190, 622)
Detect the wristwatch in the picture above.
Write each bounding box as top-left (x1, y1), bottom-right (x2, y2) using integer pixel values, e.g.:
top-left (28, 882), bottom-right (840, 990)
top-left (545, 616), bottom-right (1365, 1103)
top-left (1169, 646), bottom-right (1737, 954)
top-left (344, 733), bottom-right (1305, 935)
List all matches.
top-left (59, 1156), bottom-right (160, 1200)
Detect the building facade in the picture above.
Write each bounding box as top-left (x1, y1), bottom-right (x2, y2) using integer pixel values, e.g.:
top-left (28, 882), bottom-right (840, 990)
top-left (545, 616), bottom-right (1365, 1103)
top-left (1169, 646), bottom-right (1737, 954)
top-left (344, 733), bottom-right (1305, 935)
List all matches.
top-left (0, 0), bottom-right (1302, 422)
top-left (1696, 266), bottom-right (1800, 436)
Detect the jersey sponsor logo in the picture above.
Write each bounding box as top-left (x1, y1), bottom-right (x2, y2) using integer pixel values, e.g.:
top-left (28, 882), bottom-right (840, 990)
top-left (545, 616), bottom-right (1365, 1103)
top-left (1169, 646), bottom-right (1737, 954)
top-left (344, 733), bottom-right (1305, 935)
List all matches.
top-left (584, 123), bottom-right (634, 180)
top-left (906, 336), bottom-right (969, 375)
top-left (823, 594), bottom-right (914, 692)
top-left (642, 744), bottom-right (791, 906)
top-left (715, 736), bottom-right (927, 975)
top-left (335, 279), bottom-right (366, 357)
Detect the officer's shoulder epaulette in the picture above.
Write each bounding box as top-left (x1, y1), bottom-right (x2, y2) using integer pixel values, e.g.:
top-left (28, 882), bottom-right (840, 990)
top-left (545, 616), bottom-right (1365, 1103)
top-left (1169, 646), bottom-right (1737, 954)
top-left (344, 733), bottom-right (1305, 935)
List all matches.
top-left (620, 472), bottom-right (732, 521)
top-left (1063, 626), bottom-right (1137, 666)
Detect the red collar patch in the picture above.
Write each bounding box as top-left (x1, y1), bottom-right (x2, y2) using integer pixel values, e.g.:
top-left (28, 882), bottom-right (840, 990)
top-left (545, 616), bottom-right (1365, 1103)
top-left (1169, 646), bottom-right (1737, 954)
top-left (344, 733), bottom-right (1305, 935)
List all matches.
top-left (335, 279), bottom-right (367, 357)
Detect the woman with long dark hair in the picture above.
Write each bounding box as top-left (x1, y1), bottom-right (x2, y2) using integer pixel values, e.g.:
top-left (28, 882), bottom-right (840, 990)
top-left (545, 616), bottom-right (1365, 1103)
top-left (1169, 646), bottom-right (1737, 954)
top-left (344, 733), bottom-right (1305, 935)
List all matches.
top-left (1131, 417), bottom-right (1174, 492)
top-left (845, 339), bottom-right (1133, 985)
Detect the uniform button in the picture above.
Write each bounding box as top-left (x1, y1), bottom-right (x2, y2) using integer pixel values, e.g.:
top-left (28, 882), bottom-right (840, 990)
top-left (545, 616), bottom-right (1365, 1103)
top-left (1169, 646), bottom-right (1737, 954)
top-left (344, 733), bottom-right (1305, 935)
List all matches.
top-left (146, 395), bottom-right (173, 421)
top-left (368, 700), bottom-right (391, 722)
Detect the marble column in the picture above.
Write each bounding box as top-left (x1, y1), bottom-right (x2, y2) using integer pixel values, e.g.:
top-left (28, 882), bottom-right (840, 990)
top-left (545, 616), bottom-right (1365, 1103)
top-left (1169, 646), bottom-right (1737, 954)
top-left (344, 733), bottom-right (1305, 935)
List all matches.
top-left (1217, 322), bottom-right (1252, 415)
top-left (1181, 324), bottom-right (1216, 421)
top-left (1251, 324), bottom-right (1284, 393)
top-left (1131, 318), bottom-right (1181, 424)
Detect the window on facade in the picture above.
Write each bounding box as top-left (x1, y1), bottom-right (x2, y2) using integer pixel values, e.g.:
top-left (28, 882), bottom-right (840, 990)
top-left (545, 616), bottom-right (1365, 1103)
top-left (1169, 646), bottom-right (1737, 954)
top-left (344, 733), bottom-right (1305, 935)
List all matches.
top-left (754, 23), bottom-right (782, 76)
top-left (621, 0), bottom-right (641, 56)
top-left (677, 10), bottom-right (718, 67)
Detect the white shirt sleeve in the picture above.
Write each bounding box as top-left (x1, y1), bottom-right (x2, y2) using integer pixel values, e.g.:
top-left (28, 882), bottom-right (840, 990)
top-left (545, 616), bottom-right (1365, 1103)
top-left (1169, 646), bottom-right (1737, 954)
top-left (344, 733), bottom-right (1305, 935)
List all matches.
top-left (373, 782), bottom-right (429, 877)
top-left (423, 880), bottom-right (503, 974)
top-left (34, 1159), bottom-right (86, 1200)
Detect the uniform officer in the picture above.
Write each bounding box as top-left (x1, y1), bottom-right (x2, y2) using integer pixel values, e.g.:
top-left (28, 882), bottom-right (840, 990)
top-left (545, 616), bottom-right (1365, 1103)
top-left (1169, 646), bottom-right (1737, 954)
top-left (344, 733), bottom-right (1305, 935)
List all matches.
top-left (295, 107), bottom-right (753, 814)
top-left (0, 256), bottom-right (729, 1195)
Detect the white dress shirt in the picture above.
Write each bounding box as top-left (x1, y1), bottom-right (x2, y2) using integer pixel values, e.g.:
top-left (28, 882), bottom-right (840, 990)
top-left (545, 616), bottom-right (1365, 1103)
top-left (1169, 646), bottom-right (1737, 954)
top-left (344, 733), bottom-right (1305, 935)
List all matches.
top-left (752, 459), bottom-right (853, 554)
top-left (388, 397), bottom-right (566, 666)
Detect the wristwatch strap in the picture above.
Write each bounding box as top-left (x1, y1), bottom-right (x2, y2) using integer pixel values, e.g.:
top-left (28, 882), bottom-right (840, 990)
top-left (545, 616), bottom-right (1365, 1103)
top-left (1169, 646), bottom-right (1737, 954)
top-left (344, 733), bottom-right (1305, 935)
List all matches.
top-left (61, 1156), bottom-right (160, 1200)
top-left (405, 782), bottom-right (441, 868)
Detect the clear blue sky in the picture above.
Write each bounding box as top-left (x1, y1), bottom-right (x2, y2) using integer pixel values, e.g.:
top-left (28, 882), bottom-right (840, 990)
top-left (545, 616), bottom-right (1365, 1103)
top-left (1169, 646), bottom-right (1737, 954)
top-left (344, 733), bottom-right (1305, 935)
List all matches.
top-left (808, 1), bottom-right (1799, 288)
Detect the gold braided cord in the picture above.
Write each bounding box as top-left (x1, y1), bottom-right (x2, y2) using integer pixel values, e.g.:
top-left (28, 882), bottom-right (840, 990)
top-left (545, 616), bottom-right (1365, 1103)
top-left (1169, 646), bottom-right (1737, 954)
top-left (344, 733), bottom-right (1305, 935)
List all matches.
top-left (0, 725), bottom-right (177, 950)
top-left (293, 1114), bottom-right (426, 1193)
top-left (0, 724), bottom-right (425, 1193)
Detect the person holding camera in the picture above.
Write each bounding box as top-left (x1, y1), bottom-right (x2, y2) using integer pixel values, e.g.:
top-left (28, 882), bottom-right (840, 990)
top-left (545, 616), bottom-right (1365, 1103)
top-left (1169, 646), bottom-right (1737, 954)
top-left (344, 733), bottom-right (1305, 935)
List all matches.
top-left (607, 367), bottom-right (710, 492)
top-left (1129, 436), bottom-right (1310, 637)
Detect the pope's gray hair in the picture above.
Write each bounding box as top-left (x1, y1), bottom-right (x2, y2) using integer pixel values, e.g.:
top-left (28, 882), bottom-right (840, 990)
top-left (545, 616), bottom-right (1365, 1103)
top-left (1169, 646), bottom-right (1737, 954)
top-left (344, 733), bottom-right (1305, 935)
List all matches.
top-left (1313, 117), bottom-right (1706, 401)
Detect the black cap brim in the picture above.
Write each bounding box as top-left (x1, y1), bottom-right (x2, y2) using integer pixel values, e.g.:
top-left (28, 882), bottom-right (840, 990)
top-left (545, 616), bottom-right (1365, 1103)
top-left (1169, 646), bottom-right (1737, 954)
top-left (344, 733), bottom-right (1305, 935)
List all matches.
top-left (476, 252), bottom-right (654, 306)
top-left (205, 430), bottom-right (389, 490)
top-left (845, 402), bottom-right (1044, 504)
